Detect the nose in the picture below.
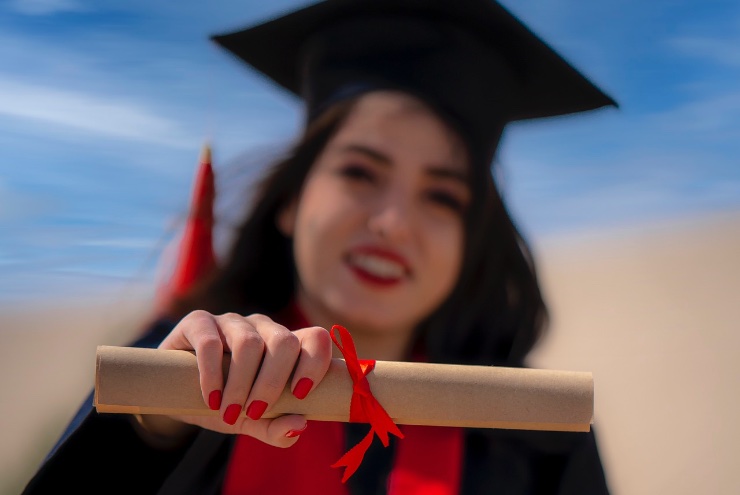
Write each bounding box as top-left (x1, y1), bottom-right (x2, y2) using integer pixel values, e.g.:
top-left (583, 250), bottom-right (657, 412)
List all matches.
top-left (367, 190), bottom-right (413, 243)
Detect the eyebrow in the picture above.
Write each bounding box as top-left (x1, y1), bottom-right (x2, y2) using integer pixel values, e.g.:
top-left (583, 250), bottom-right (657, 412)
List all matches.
top-left (339, 143), bottom-right (470, 185)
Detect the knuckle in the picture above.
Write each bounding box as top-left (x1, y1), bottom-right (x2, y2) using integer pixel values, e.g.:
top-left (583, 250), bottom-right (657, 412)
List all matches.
top-left (198, 335), bottom-right (223, 354)
top-left (234, 331), bottom-right (265, 353)
top-left (217, 312), bottom-right (250, 328)
top-left (220, 312), bottom-right (244, 321)
top-left (247, 313), bottom-right (270, 324)
top-left (186, 309), bottom-right (215, 325)
top-left (309, 326), bottom-right (333, 349)
top-left (270, 330), bottom-right (300, 355)
top-left (187, 309), bottom-right (212, 320)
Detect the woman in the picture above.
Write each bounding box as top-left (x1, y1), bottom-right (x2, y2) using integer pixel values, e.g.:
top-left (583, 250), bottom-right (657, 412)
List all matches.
top-left (23, 0), bottom-right (615, 493)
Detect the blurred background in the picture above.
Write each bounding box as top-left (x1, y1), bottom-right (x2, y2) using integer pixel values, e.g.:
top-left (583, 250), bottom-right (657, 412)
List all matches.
top-left (1, 0), bottom-right (738, 493)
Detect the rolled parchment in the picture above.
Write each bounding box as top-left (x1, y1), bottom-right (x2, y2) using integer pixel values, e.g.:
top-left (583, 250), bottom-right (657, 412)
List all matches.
top-left (94, 345), bottom-right (593, 432)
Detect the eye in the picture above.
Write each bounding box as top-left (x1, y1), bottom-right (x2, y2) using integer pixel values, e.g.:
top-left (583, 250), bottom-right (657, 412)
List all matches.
top-left (427, 190), bottom-right (467, 213)
top-left (338, 164), bottom-right (376, 183)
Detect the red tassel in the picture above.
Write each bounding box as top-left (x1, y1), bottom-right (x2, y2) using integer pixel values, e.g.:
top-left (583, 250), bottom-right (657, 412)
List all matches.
top-left (155, 143), bottom-right (216, 313)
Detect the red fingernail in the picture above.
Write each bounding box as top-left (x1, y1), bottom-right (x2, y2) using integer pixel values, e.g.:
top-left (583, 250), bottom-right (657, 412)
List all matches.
top-left (208, 390), bottom-right (222, 411)
top-left (285, 424), bottom-right (308, 438)
top-left (293, 377), bottom-right (314, 400)
top-left (223, 404), bottom-right (241, 425)
top-left (246, 400), bottom-right (268, 420)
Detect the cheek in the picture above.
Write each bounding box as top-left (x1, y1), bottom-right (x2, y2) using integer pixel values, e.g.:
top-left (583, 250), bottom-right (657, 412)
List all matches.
top-left (292, 188), bottom-right (353, 271)
top-left (292, 209), bottom-right (325, 271)
top-left (296, 190), bottom-right (338, 237)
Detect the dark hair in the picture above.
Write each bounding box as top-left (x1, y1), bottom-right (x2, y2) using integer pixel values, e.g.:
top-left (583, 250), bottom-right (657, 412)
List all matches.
top-left (172, 96), bottom-right (547, 367)
top-left (421, 159), bottom-right (548, 366)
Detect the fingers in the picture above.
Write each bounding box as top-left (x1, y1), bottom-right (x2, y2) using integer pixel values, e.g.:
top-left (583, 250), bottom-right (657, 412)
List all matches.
top-left (217, 313), bottom-right (267, 424)
top-left (290, 326), bottom-right (333, 399)
top-left (159, 310), bottom-right (333, 434)
top-left (224, 315), bottom-right (301, 420)
top-left (160, 310), bottom-right (226, 413)
top-left (226, 316), bottom-right (331, 422)
top-left (238, 414), bottom-right (309, 448)
top-left (242, 314), bottom-right (301, 420)
top-left (172, 413), bottom-right (309, 448)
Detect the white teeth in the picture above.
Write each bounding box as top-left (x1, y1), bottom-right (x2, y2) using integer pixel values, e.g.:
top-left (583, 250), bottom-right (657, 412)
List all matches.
top-left (351, 254), bottom-right (405, 278)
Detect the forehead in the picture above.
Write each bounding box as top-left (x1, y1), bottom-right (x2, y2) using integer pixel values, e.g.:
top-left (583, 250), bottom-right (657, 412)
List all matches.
top-left (329, 91), bottom-right (469, 171)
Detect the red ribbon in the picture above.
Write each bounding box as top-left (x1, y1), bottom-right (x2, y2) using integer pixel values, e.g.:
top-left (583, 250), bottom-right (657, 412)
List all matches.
top-left (329, 325), bottom-right (404, 482)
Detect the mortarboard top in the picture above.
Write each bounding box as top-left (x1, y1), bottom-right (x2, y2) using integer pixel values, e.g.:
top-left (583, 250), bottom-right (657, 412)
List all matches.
top-left (211, 0), bottom-right (617, 161)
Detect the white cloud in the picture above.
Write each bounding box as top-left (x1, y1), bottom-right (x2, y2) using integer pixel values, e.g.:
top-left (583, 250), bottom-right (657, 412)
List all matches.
top-left (9, 0), bottom-right (86, 15)
top-left (0, 77), bottom-right (194, 148)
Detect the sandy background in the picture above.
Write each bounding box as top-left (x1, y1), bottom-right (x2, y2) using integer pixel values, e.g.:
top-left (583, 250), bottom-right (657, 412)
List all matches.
top-left (2, 209), bottom-right (738, 494)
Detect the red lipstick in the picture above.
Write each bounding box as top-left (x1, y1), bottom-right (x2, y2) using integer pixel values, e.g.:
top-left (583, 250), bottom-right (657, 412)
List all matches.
top-left (346, 245), bottom-right (410, 288)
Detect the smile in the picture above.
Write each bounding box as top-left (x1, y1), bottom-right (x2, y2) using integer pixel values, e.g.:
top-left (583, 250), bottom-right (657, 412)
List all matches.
top-left (350, 253), bottom-right (406, 279)
top-left (346, 247), bottom-right (411, 287)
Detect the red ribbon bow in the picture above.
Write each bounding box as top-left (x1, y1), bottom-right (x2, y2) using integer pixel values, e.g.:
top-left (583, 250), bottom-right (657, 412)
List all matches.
top-left (329, 325), bottom-right (404, 482)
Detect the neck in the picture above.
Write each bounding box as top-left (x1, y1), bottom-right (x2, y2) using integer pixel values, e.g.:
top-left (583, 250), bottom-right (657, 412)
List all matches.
top-left (333, 327), bottom-right (414, 362)
top-left (295, 294), bottom-right (415, 362)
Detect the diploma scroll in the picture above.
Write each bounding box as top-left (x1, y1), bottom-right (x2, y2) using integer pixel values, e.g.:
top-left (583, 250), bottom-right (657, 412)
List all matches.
top-left (94, 345), bottom-right (593, 432)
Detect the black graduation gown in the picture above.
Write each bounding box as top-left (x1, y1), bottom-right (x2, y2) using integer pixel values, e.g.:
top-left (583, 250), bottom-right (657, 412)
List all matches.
top-left (21, 321), bottom-right (610, 495)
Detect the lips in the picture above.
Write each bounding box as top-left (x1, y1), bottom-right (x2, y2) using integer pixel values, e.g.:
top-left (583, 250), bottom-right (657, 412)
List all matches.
top-left (346, 246), bottom-right (410, 286)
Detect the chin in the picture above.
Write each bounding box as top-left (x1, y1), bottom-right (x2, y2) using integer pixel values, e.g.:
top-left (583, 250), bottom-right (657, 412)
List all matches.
top-left (323, 287), bottom-right (428, 330)
top-left (330, 303), bottom-right (415, 334)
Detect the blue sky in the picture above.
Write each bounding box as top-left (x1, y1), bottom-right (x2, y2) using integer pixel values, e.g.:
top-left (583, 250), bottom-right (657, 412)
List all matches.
top-left (1, 0), bottom-right (738, 301)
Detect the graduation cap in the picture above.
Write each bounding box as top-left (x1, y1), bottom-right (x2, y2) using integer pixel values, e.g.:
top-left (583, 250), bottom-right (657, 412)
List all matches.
top-left (211, 0), bottom-right (617, 161)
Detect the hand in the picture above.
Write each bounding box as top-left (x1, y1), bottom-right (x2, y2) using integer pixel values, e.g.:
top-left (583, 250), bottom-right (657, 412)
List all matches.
top-left (145, 310), bottom-right (332, 448)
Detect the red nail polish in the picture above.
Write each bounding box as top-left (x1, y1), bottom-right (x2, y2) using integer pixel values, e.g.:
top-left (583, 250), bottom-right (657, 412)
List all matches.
top-left (293, 377), bottom-right (314, 400)
top-left (223, 404), bottom-right (241, 425)
top-left (246, 400), bottom-right (268, 420)
top-left (208, 390), bottom-right (222, 411)
top-left (285, 424), bottom-right (308, 438)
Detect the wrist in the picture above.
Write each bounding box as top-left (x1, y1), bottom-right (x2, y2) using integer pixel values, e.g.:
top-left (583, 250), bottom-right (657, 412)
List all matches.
top-left (131, 414), bottom-right (197, 450)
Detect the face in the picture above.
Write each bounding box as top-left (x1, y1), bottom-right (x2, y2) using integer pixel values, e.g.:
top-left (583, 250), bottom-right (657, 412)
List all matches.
top-left (278, 91), bottom-right (471, 340)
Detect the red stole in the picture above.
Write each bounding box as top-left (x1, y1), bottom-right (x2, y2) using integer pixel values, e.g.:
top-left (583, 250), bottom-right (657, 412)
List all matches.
top-left (222, 305), bottom-right (463, 494)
